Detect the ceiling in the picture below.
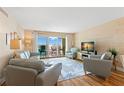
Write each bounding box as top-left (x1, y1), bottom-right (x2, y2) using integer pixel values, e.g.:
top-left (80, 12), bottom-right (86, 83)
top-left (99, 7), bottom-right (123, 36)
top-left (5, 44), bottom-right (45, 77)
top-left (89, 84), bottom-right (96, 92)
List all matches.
top-left (4, 7), bottom-right (124, 33)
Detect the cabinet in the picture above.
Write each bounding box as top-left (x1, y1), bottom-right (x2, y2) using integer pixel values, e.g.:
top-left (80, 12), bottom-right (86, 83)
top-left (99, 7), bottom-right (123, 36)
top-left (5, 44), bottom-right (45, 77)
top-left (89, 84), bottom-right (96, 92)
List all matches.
top-left (77, 52), bottom-right (83, 60)
top-left (77, 52), bottom-right (93, 60)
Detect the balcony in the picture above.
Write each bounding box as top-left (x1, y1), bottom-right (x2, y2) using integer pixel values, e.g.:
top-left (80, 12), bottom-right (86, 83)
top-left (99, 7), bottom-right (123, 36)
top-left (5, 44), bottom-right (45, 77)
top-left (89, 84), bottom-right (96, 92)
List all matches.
top-left (38, 36), bottom-right (65, 58)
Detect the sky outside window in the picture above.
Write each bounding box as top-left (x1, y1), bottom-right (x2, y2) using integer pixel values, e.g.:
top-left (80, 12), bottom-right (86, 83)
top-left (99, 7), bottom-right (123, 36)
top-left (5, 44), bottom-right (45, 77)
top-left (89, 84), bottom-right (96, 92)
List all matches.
top-left (38, 36), bottom-right (47, 45)
top-left (38, 36), bottom-right (62, 46)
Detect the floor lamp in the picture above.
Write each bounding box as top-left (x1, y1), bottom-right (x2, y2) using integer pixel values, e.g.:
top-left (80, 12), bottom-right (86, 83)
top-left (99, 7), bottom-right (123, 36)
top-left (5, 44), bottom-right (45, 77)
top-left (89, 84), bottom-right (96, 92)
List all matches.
top-left (10, 39), bottom-right (20, 58)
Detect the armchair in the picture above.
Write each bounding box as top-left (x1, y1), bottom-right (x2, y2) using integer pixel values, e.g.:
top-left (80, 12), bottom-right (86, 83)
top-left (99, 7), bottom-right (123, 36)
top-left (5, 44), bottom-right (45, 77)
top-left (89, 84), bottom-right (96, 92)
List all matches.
top-left (83, 53), bottom-right (113, 78)
top-left (65, 48), bottom-right (79, 59)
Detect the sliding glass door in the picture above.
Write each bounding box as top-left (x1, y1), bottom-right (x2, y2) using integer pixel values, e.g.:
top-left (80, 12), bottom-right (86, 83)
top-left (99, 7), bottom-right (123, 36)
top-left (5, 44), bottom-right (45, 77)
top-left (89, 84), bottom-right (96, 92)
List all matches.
top-left (48, 37), bottom-right (58, 57)
top-left (37, 36), bottom-right (48, 57)
top-left (38, 36), bottom-right (47, 46)
top-left (37, 36), bottom-right (65, 58)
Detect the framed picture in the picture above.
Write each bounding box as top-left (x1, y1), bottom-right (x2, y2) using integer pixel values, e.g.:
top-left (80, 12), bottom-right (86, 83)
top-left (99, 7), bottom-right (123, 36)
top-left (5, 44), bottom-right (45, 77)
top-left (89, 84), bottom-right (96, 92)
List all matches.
top-left (6, 32), bottom-right (12, 45)
top-left (6, 33), bottom-right (7, 45)
top-left (6, 32), bottom-right (20, 45)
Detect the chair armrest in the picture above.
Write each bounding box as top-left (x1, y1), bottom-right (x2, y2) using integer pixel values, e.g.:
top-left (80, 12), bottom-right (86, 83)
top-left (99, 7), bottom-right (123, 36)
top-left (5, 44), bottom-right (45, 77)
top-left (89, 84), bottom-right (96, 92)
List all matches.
top-left (35, 63), bottom-right (62, 86)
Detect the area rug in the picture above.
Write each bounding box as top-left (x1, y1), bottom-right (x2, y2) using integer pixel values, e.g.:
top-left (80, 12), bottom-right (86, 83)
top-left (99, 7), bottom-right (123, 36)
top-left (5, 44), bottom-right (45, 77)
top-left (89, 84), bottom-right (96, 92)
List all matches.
top-left (41, 57), bottom-right (85, 81)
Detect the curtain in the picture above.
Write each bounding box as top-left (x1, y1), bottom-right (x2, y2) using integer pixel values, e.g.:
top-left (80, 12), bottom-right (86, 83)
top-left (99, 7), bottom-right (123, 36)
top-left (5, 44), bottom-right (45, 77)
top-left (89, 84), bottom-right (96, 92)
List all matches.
top-left (62, 38), bottom-right (66, 55)
top-left (66, 34), bottom-right (74, 51)
top-left (32, 31), bottom-right (38, 52)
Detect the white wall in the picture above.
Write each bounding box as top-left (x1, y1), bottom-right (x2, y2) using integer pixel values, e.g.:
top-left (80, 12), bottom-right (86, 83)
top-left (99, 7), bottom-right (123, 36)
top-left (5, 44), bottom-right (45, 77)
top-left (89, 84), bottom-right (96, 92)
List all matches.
top-left (75, 17), bottom-right (124, 68)
top-left (0, 9), bottom-right (24, 77)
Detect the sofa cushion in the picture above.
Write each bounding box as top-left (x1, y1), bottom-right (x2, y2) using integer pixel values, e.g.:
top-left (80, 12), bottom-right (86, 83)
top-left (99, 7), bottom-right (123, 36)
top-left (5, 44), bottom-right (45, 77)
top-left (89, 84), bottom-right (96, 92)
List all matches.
top-left (29, 56), bottom-right (39, 60)
top-left (100, 52), bottom-right (112, 60)
top-left (20, 52), bottom-right (27, 59)
top-left (9, 58), bottom-right (27, 63)
top-left (24, 51), bottom-right (30, 59)
top-left (9, 59), bottom-right (45, 72)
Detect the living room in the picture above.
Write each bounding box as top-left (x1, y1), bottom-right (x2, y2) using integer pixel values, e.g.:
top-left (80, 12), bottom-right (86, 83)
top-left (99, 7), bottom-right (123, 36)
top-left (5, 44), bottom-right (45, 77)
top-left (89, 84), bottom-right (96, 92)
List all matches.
top-left (1, 7), bottom-right (124, 87)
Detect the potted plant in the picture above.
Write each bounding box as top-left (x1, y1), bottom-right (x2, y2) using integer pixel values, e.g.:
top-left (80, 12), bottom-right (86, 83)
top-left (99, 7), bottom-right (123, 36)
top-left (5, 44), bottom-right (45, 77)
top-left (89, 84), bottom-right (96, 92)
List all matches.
top-left (108, 48), bottom-right (118, 59)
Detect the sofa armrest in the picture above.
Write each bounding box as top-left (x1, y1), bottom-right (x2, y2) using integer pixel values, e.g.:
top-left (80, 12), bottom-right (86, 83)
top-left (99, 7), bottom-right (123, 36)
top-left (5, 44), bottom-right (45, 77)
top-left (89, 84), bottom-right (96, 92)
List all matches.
top-left (35, 63), bottom-right (62, 86)
top-left (4, 65), bottom-right (38, 86)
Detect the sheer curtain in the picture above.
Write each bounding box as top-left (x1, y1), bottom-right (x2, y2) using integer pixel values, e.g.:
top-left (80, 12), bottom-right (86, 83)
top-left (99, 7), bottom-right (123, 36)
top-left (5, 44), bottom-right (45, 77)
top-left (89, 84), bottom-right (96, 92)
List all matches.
top-left (32, 31), bottom-right (74, 53)
top-left (32, 31), bottom-right (38, 52)
top-left (66, 34), bottom-right (74, 51)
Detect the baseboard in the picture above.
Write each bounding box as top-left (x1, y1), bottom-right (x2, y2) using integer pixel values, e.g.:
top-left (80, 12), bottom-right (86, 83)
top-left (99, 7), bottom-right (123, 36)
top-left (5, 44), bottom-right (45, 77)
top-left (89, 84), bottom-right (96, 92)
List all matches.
top-left (117, 67), bottom-right (124, 72)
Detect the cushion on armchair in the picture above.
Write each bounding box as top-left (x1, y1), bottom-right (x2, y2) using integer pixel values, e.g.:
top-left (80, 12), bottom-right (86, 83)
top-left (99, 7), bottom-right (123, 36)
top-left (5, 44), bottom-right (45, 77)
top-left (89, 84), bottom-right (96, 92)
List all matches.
top-left (100, 52), bottom-right (112, 60)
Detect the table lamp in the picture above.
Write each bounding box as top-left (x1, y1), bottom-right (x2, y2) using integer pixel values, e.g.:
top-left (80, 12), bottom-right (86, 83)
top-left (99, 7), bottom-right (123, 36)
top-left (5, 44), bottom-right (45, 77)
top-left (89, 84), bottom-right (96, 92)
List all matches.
top-left (10, 39), bottom-right (20, 58)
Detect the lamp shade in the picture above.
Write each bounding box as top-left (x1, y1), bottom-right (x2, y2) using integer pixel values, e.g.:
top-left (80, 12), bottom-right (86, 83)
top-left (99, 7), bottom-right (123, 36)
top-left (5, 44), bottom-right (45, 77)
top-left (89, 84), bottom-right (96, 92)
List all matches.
top-left (10, 39), bottom-right (20, 49)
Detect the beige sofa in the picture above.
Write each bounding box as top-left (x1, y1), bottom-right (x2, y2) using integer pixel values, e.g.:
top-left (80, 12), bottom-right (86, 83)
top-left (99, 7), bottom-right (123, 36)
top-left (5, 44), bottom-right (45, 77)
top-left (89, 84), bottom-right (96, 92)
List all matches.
top-left (4, 51), bottom-right (62, 86)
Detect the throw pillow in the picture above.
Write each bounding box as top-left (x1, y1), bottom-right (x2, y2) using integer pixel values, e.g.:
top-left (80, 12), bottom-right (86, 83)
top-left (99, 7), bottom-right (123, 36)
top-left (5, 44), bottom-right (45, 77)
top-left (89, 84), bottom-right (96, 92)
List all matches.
top-left (15, 51), bottom-right (23, 58)
top-left (100, 53), bottom-right (105, 60)
top-left (24, 51), bottom-right (30, 59)
top-left (104, 52), bottom-right (112, 60)
top-left (20, 52), bottom-right (27, 59)
top-left (100, 52), bottom-right (112, 60)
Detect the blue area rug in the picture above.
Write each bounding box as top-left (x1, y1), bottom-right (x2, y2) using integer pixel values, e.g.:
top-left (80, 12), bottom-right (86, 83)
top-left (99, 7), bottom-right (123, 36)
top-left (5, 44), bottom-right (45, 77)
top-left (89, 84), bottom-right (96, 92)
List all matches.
top-left (41, 57), bottom-right (85, 81)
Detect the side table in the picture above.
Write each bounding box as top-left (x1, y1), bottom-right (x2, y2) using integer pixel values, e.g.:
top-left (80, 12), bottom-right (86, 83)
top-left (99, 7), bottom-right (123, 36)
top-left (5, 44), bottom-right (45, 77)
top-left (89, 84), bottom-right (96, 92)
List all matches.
top-left (113, 59), bottom-right (117, 71)
top-left (0, 77), bottom-right (5, 85)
